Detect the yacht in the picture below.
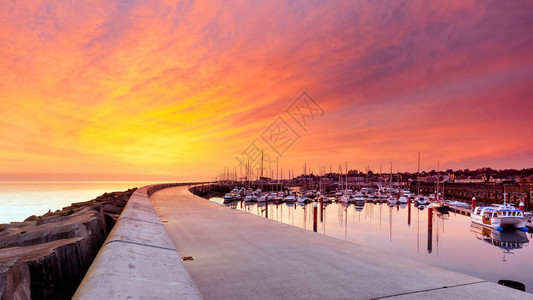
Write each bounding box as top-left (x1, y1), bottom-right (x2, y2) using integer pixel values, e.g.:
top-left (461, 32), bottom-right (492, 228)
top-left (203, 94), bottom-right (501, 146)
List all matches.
top-left (471, 204), bottom-right (528, 230)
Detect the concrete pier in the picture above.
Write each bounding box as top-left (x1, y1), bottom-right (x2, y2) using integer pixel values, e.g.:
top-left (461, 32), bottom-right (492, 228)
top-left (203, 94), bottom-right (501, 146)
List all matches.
top-left (152, 186), bottom-right (531, 299)
top-left (73, 185), bottom-right (201, 299)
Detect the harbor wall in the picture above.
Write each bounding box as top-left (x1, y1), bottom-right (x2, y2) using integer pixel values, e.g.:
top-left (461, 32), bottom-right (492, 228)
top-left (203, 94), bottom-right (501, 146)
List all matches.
top-left (0, 188), bottom-right (136, 300)
top-left (73, 183), bottom-right (203, 300)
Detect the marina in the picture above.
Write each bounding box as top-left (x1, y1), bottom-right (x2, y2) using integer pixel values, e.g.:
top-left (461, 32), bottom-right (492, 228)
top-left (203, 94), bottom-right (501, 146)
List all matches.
top-left (209, 189), bottom-right (533, 293)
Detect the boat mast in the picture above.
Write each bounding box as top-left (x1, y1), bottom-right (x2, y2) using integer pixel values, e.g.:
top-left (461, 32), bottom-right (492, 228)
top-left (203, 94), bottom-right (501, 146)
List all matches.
top-left (436, 160), bottom-right (440, 203)
top-left (417, 152), bottom-right (420, 196)
top-left (276, 157), bottom-right (279, 192)
top-left (338, 165), bottom-right (341, 192)
top-left (345, 161), bottom-right (348, 193)
top-left (389, 162), bottom-right (392, 193)
top-left (503, 185), bottom-right (506, 205)
top-left (260, 150), bottom-right (263, 191)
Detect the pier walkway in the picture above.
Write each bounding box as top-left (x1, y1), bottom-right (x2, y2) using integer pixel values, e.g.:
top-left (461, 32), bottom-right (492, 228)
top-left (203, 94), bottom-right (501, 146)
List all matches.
top-left (152, 186), bottom-right (530, 299)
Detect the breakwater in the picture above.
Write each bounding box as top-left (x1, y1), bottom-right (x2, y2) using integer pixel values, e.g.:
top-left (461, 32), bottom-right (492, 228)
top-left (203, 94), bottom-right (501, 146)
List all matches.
top-left (73, 183), bottom-right (203, 299)
top-left (0, 188), bottom-right (136, 299)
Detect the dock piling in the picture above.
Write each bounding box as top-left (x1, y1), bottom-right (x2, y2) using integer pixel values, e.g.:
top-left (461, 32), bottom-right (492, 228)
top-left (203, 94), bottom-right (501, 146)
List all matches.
top-left (265, 196), bottom-right (268, 219)
top-left (313, 203), bottom-right (318, 232)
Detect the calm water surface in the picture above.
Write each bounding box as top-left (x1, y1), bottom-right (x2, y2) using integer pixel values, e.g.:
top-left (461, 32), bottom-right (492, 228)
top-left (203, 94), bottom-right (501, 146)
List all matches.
top-left (0, 182), bottom-right (151, 223)
top-left (210, 198), bottom-right (533, 293)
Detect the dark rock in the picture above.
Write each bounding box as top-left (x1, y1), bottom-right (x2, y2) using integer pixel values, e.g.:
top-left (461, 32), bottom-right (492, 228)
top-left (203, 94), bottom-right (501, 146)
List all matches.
top-left (24, 215), bottom-right (39, 222)
top-left (102, 203), bottom-right (122, 214)
top-left (0, 208), bottom-right (105, 249)
top-left (0, 237), bottom-right (97, 300)
top-left (0, 257), bottom-right (31, 300)
top-left (0, 188), bottom-right (137, 300)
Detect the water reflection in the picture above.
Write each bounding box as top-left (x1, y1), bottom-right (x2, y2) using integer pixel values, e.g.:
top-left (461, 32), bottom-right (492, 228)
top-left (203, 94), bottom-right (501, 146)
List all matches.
top-left (470, 223), bottom-right (529, 261)
top-left (209, 197), bottom-right (533, 293)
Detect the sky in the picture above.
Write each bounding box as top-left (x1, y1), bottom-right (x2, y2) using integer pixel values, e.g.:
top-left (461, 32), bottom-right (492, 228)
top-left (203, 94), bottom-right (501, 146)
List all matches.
top-left (0, 0), bottom-right (532, 181)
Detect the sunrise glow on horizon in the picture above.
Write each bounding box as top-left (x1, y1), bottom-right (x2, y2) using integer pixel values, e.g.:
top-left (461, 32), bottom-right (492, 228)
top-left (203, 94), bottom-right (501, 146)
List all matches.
top-left (1, 0), bottom-right (532, 181)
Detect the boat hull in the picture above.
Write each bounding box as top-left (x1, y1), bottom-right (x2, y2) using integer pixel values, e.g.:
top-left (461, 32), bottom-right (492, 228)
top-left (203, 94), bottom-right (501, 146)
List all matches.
top-left (471, 215), bottom-right (527, 229)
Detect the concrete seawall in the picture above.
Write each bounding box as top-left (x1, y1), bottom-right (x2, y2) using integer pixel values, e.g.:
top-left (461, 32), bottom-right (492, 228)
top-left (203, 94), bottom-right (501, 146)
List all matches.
top-left (73, 183), bottom-right (202, 299)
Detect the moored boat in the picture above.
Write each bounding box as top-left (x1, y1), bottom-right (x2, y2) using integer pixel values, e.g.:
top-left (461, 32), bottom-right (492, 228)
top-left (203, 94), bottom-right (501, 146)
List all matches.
top-left (449, 200), bottom-right (470, 208)
top-left (297, 195), bottom-right (308, 203)
top-left (471, 204), bottom-right (528, 230)
top-left (223, 193), bottom-right (234, 201)
top-left (415, 196), bottom-right (429, 206)
top-left (285, 194), bottom-right (296, 202)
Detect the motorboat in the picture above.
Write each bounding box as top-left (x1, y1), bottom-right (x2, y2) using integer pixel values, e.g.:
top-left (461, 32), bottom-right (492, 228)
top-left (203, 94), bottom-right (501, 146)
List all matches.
top-left (398, 196), bottom-right (408, 204)
top-left (387, 197), bottom-right (397, 205)
top-left (285, 194), bottom-right (296, 202)
top-left (401, 190), bottom-right (412, 198)
top-left (415, 197), bottom-right (429, 206)
top-left (297, 195), bottom-right (308, 203)
top-left (223, 193), bottom-right (234, 201)
top-left (272, 193), bottom-right (284, 202)
top-left (256, 194), bottom-right (266, 202)
top-left (449, 201), bottom-right (470, 208)
top-left (471, 203), bottom-right (528, 230)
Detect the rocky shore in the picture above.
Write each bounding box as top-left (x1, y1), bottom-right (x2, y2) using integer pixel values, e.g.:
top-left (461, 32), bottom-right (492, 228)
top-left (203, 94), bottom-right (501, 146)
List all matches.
top-left (0, 188), bottom-right (136, 300)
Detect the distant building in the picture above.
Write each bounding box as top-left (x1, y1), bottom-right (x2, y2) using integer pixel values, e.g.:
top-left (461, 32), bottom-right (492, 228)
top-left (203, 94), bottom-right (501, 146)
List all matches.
top-left (454, 175), bottom-right (485, 184)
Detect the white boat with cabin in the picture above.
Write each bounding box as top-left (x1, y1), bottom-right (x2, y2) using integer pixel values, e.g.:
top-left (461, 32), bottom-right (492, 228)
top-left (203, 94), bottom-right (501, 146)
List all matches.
top-left (449, 201), bottom-right (470, 208)
top-left (471, 203), bottom-right (528, 230)
top-left (223, 193), bottom-right (234, 201)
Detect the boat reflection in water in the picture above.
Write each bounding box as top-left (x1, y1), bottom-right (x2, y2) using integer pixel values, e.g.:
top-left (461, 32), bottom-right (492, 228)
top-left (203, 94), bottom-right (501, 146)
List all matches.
top-left (470, 223), bottom-right (530, 261)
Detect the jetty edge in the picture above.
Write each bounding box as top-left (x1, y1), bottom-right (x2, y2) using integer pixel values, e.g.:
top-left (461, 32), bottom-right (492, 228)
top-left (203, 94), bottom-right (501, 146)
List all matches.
top-left (72, 183), bottom-right (203, 299)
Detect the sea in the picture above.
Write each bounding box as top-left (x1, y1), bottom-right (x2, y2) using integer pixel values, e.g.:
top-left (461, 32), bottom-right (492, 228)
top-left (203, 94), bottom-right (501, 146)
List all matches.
top-left (0, 181), bottom-right (153, 224)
